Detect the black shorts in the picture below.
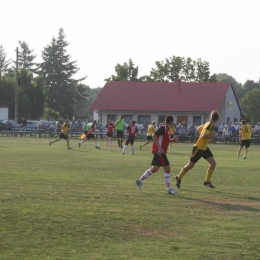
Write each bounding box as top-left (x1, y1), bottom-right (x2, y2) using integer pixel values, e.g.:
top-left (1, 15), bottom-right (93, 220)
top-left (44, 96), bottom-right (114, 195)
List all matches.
top-left (125, 136), bottom-right (135, 145)
top-left (151, 153), bottom-right (169, 167)
top-left (87, 133), bottom-right (96, 139)
top-left (240, 140), bottom-right (250, 148)
top-left (190, 146), bottom-right (213, 163)
top-left (117, 130), bottom-right (124, 138)
top-left (106, 132), bottom-right (113, 137)
top-left (59, 133), bottom-right (68, 140)
top-left (146, 135), bottom-right (153, 141)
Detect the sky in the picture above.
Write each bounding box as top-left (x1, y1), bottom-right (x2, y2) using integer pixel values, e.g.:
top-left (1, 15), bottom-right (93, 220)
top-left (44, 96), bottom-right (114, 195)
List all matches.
top-left (1, 0), bottom-right (260, 88)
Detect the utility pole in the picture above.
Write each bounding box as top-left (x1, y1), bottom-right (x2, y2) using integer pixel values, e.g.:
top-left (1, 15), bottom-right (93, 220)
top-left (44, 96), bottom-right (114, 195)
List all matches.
top-left (15, 47), bottom-right (18, 123)
top-left (73, 87), bottom-right (75, 120)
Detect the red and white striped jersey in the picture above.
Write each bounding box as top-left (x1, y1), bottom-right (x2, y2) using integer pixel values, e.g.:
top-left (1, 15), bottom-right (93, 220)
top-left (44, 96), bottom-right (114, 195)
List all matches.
top-left (152, 124), bottom-right (171, 154)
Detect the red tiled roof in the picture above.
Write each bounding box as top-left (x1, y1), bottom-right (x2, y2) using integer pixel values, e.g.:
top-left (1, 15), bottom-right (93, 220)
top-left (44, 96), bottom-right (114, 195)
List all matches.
top-left (89, 81), bottom-right (232, 112)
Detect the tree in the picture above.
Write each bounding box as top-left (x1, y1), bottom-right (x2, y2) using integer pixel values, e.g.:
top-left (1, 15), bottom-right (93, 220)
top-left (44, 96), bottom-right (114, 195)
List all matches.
top-left (40, 28), bottom-right (86, 118)
top-left (215, 73), bottom-right (243, 100)
top-left (16, 41), bottom-right (38, 73)
top-left (0, 45), bottom-right (11, 76)
top-left (18, 68), bottom-right (46, 119)
top-left (147, 56), bottom-right (216, 82)
top-left (241, 89), bottom-right (260, 123)
top-left (105, 59), bottom-right (139, 81)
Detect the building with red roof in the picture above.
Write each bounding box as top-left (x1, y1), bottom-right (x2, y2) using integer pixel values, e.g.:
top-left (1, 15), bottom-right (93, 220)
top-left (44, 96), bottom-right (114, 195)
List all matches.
top-left (88, 81), bottom-right (241, 128)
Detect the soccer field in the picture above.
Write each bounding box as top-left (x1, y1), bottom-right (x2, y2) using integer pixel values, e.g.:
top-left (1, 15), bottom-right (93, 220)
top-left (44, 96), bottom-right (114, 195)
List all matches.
top-left (1, 137), bottom-right (260, 260)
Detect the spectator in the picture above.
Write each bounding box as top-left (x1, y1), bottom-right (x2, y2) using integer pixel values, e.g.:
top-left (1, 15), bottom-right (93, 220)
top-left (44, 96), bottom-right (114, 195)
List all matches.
top-left (6, 120), bottom-right (12, 130)
top-left (50, 118), bottom-right (56, 130)
top-left (222, 126), bottom-right (232, 144)
top-left (39, 117), bottom-right (45, 129)
top-left (219, 121), bottom-right (225, 134)
top-left (188, 123), bottom-right (196, 142)
top-left (254, 122), bottom-right (260, 134)
top-left (77, 119), bottom-right (82, 130)
top-left (178, 126), bottom-right (186, 142)
top-left (20, 117), bottom-right (27, 128)
top-left (56, 120), bottom-right (62, 132)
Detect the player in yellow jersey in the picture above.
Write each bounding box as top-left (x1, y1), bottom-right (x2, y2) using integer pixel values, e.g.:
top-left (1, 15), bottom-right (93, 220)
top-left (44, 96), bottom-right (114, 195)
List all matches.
top-left (49, 119), bottom-right (72, 150)
top-left (237, 120), bottom-right (252, 159)
top-left (168, 122), bottom-right (176, 148)
top-left (140, 121), bottom-right (156, 150)
top-left (175, 110), bottom-right (219, 189)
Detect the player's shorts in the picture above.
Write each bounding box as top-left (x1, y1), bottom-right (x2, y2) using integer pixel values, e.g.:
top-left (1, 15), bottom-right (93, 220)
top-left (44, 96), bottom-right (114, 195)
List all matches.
top-left (190, 146), bottom-right (213, 163)
top-left (59, 133), bottom-right (68, 140)
top-left (240, 139), bottom-right (250, 148)
top-left (146, 135), bottom-right (153, 141)
top-left (125, 136), bottom-right (135, 145)
top-left (117, 130), bottom-right (124, 138)
top-left (87, 133), bottom-right (96, 139)
top-left (84, 131), bottom-right (88, 135)
top-left (106, 132), bottom-right (113, 137)
top-left (151, 153), bottom-right (169, 167)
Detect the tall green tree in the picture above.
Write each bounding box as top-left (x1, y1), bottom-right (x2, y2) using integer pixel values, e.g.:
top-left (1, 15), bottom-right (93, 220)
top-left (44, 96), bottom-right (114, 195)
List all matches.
top-left (40, 28), bottom-right (86, 118)
top-left (18, 68), bottom-right (46, 119)
top-left (0, 72), bottom-right (15, 117)
top-left (105, 59), bottom-right (139, 82)
top-left (0, 45), bottom-right (11, 76)
top-left (240, 88), bottom-right (260, 123)
top-left (17, 41), bottom-right (38, 73)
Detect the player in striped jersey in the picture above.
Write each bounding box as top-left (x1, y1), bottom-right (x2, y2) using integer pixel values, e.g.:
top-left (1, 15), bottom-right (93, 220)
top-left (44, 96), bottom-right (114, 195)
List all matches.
top-left (237, 120), bottom-right (252, 159)
top-left (175, 110), bottom-right (219, 189)
top-left (135, 116), bottom-right (178, 195)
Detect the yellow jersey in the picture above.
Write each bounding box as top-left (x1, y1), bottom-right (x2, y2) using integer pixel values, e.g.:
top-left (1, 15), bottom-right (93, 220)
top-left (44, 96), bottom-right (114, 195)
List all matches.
top-left (147, 124), bottom-right (156, 136)
top-left (239, 125), bottom-right (252, 140)
top-left (169, 124), bottom-right (176, 135)
top-left (195, 121), bottom-right (214, 150)
top-left (61, 123), bottom-right (69, 134)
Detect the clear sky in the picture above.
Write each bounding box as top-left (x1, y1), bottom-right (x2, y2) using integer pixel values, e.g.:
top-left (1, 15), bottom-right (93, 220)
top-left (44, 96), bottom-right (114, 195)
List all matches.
top-left (1, 0), bottom-right (260, 88)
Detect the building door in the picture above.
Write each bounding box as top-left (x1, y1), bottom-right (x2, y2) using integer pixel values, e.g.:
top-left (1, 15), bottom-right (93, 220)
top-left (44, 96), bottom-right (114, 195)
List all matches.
top-left (177, 116), bottom-right (188, 125)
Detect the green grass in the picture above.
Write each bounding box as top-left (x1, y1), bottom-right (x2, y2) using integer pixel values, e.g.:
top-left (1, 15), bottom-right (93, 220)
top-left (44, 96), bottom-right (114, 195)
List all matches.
top-left (1, 137), bottom-right (260, 260)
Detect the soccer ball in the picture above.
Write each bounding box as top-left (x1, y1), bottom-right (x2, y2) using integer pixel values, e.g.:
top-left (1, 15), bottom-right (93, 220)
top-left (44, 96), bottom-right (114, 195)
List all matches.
top-left (95, 144), bottom-right (100, 149)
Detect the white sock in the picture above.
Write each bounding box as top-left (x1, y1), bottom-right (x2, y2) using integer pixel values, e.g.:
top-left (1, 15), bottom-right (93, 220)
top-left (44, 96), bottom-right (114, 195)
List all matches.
top-left (123, 145), bottom-right (127, 153)
top-left (164, 173), bottom-right (171, 189)
top-left (131, 146), bottom-right (134, 153)
top-left (141, 169), bottom-right (153, 180)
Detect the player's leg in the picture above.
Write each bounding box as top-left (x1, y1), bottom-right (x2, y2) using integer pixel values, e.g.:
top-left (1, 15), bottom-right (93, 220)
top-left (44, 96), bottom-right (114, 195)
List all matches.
top-left (136, 165), bottom-right (159, 190)
top-left (122, 138), bottom-right (128, 154)
top-left (204, 155), bottom-right (216, 188)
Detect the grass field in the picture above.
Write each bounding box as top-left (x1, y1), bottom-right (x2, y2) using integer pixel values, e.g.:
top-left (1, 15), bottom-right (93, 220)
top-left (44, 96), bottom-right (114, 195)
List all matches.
top-left (1, 137), bottom-right (260, 260)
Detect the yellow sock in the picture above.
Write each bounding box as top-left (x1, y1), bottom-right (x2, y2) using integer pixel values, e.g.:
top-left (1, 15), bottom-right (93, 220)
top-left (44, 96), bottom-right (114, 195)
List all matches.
top-left (178, 168), bottom-right (187, 180)
top-left (205, 167), bottom-right (214, 182)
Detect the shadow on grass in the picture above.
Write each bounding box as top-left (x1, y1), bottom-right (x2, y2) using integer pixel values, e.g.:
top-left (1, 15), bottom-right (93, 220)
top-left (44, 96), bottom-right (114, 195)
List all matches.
top-left (180, 196), bottom-right (260, 212)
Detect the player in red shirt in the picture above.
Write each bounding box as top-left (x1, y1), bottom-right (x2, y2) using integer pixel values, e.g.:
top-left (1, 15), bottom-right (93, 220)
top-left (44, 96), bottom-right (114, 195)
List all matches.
top-left (106, 119), bottom-right (115, 146)
top-left (122, 121), bottom-right (138, 155)
top-left (135, 116), bottom-right (178, 194)
top-left (78, 120), bottom-right (100, 148)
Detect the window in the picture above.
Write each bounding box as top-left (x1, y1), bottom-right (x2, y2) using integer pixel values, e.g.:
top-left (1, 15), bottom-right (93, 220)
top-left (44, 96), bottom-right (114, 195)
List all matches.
top-left (193, 116), bottom-right (201, 125)
top-left (122, 115), bottom-right (133, 124)
top-left (158, 115), bottom-right (167, 124)
top-left (138, 115), bottom-right (151, 124)
top-left (227, 117), bottom-right (230, 125)
top-left (234, 118), bottom-right (238, 124)
top-left (107, 114), bottom-right (117, 122)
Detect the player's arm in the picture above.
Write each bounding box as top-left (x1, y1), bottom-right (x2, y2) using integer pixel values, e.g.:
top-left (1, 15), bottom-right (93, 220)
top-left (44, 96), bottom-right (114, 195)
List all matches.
top-left (152, 127), bottom-right (165, 154)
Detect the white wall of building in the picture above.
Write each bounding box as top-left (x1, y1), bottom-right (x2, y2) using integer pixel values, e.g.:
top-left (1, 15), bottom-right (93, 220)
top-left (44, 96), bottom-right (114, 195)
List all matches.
top-left (0, 108), bottom-right (8, 120)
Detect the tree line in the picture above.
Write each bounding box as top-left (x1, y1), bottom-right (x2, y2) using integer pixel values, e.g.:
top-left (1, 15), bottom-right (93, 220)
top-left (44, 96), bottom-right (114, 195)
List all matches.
top-left (1, 28), bottom-right (260, 123)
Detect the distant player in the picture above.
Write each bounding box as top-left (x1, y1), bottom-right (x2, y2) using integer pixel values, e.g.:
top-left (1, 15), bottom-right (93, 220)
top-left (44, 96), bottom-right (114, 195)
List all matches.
top-left (168, 121), bottom-right (176, 148)
top-left (140, 121), bottom-right (156, 150)
top-left (135, 116), bottom-right (178, 195)
top-left (122, 121), bottom-right (138, 155)
top-left (115, 116), bottom-right (124, 148)
top-left (78, 120), bottom-right (99, 148)
top-left (49, 119), bottom-right (72, 150)
top-left (175, 110), bottom-right (219, 189)
top-left (106, 119), bottom-right (115, 146)
top-left (237, 120), bottom-right (253, 159)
